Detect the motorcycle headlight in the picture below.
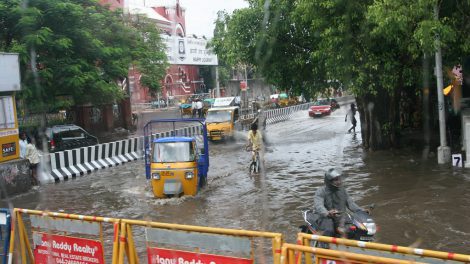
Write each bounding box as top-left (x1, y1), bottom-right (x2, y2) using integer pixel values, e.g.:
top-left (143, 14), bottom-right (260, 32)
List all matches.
top-left (152, 172), bottom-right (160, 180)
top-left (363, 222), bottom-right (376, 235)
top-left (185, 171), bottom-right (194, 179)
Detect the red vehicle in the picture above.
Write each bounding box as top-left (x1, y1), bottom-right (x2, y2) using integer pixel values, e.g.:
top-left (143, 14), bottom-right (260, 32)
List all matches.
top-left (308, 99), bottom-right (332, 117)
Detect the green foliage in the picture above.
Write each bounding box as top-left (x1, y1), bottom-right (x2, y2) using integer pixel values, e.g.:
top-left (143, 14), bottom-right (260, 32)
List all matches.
top-left (0, 0), bottom-right (167, 113)
top-left (209, 0), bottom-right (469, 149)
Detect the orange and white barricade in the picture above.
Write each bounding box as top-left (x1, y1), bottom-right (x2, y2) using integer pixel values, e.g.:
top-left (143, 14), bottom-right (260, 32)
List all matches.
top-left (282, 243), bottom-right (424, 264)
top-left (8, 208), bottom-right (121, 263)
top-left (296, 233), bottom-right (470, 264)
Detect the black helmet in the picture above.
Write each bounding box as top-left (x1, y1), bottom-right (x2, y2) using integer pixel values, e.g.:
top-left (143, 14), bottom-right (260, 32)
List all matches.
top-left (251, 122), bottom-right (258, 131)
top-left (324, 168), bottom-right (342, 189)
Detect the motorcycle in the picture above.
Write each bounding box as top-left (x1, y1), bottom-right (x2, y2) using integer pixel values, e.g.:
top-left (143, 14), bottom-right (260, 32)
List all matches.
top-left (300, 207), bottom-right (377, 247)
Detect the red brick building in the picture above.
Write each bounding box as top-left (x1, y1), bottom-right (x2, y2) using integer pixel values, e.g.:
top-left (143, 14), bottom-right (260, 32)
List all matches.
top-left (100, 0), bottom-right (204, 104)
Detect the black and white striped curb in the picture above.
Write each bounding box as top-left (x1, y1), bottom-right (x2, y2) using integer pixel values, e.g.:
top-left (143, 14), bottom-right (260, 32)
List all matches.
top-left (39, 125), bottom-right (203, 183)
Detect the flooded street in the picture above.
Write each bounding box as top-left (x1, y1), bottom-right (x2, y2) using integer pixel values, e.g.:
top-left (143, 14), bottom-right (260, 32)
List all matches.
top-left (3, 105), bottom-right (470, 255)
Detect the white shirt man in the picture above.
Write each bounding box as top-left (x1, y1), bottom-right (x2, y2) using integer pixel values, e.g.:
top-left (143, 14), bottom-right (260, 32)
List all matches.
top-left (19, 133), bottom-right (28, 158)
top-left (196, 100), bottom-right (203, 110)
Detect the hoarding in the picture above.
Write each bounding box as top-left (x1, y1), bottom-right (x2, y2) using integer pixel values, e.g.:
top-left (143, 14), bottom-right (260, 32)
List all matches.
top-left (0, 53), bottom-right (21, 92)
top-left (147, 247), bottom-right (253, 264)
top-left (161, 35), bottom-right (218, 66)
top-left (0, 95), bottom-right (19, 162)
top-left (33, 232), bottom-right (105, 264)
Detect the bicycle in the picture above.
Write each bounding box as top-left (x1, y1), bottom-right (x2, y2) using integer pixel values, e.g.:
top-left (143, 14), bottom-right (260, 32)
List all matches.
top-left (245, 144), bottom-right (260, 175)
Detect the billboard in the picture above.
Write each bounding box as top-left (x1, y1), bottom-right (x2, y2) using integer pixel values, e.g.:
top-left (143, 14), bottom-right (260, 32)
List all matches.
top-left (0, 95), bottom-right (19, 162)
top-left (147, 247), bottom-right (253, 264)
top-left (0, 53), bottom-right (21, 92)
top-left (33, 232), bottom-right (105, 264)
top-left (161, 35), bottom-right (218, 66)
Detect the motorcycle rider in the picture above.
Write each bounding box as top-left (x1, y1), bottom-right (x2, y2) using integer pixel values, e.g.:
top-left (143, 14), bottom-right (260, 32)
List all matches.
top-left (313, 168), bottom-right (369, 237)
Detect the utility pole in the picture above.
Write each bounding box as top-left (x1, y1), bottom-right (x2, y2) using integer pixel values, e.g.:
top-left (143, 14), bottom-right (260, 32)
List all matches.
top-left (434, 3), bottom-right (450, 164)
top-left (215, 67), bottom-right (220, 98)
top-left (244, 65), bottom-right (248, 115)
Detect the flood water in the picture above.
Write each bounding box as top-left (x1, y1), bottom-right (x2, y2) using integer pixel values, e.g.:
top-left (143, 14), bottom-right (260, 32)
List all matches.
top-left (3, 104), bottom-right (470, 259)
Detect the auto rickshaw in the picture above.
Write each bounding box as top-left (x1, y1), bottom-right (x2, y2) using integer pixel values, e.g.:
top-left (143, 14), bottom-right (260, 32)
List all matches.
top-left (278, 93), bottom-right (289, 107)
top-left (144, 118), bottom-right (209, 198)
top-left (179, 103), bottom-right (193, 117)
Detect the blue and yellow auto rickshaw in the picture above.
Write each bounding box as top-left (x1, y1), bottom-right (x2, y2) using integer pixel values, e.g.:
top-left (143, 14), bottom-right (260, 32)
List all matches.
top-left (144, 118), bottom-right (209, 198)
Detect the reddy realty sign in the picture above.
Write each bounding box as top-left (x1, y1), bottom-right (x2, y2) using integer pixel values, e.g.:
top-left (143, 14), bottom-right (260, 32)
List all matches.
top-left (33, 232), bottom-right (104, 264)
top-left (147, 247), bottom-right (253, 264)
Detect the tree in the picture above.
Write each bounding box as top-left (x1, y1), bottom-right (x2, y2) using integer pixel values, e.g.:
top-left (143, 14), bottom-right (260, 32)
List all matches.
top-left (0, 0), bottom-right (167, 113)
top-left (211, 0), bottom-right (469, 150)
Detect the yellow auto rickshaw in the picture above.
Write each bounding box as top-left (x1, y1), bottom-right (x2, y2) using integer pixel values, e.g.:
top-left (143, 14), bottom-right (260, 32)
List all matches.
top-left (144, 118), bottom-right (209, 198)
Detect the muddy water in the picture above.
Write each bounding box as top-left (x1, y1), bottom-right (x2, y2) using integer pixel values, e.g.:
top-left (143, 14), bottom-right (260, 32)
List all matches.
top-left (3, 105), bottom-right (470, 257)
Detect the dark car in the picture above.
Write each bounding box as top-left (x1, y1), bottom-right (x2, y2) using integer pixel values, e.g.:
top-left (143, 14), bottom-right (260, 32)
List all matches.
top-left (329, 98), bottom-right (340, 110)
top-left (43, 125), bottom-right (99, 152)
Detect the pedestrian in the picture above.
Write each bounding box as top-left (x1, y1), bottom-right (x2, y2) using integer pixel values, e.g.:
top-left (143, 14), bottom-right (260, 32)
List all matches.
top-left (25, 138), bottom-right (40, 185)
top-left (132, 112), bottom-right (138, 125)
top-left (191, 99), bottom-right (197, 117)
top-left (19, 132), bottom-right (28, 158)
top-left (196, 99), bottom-right (203, 118)
top-left (345, 103), bottom-right (357, 133)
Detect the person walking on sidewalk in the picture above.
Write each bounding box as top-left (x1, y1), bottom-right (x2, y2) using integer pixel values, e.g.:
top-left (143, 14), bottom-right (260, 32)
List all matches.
top-left (19, 132), bottom-right (28, 158)
top-left (25, 138), bottom-right (40, 185)
top-left (196, 99), bottom-right (203, 118)
top-left (345, 103), bottom-right (357, 133)
top-left (191, 99), bottom-right (197, 118)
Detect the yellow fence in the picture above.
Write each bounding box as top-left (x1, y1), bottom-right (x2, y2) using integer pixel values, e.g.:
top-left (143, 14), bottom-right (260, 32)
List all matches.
top-left (9, 208), bottom-right (121, 264)
top-left (118, 219), bottom-right (284, 264)
top-left (297, 233), bottom-right (470, 264)
top-left (282, 243), bottom-right (423, 264)
top-left (8, 208), bottom-right (470, 264)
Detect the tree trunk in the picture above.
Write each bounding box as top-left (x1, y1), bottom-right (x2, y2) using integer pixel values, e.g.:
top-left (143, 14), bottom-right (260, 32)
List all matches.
top-left (358, 89), bottom-right (399, 150)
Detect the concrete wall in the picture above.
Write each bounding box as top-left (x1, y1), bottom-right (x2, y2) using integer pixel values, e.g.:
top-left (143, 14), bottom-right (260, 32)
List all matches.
top-left (0, 159), bottom-right (32, 198)
top-left (225, 79), bottom-right (274, 101)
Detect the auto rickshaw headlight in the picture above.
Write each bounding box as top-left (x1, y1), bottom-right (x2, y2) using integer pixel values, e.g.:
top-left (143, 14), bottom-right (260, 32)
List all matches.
top-left (185, 171), bottom-right (194, 179)
top-left (152, 172), bottom-right (160, 180)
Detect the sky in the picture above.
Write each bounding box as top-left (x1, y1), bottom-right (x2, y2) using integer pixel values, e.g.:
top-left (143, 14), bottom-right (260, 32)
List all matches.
top-left (179, 0), bottom-right (249, 38)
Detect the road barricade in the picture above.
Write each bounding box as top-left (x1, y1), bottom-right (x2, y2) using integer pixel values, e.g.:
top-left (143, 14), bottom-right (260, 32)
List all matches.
top-left (0, 209), bottom-right (11, 264)
top-left (118, 219), bottom-right (284, 264)
top-left (281, 243), bottom-right (421, 264)
top-left (8, 208), bottom-right (121, 264)
top-left (296, 233), bottom-right (470, 264)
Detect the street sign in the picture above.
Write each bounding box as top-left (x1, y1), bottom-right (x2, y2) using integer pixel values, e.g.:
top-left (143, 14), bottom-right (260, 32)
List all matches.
top-left (240, 81), bottom-right (247, 91)
top-left (452, 153), bottom-right (463, 167)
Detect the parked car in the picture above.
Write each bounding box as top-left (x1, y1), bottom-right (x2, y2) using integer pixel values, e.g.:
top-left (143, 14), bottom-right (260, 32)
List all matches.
top-left (308, 99), bottom-right (332, 117)
top-left (42, 125), bottom-right (99, 152)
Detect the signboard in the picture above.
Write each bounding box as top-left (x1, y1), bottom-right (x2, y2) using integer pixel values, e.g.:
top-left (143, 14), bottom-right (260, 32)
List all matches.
top-left (213, 97), bottom-right (235, 107)
top-left (452, 153), bottom-right (463, 167)
top-left (318, 257), bottom-right (361, 264)
top-left (2, 142), bottom-right (16, 157)
top-left (33, 232), bottom-right (104, 264)
top-left (0, 95), bottom-right (19, 162)
top-left (0, 96), bottom-right (16, 129)
top-left (161, 35), bottom-right (218, 66)
top-left (240, 81), bottom-right (247, 91)
top-left (0, 53), bottom-right (21, 91)
top-left (147, 247), bottom-right (253, 264)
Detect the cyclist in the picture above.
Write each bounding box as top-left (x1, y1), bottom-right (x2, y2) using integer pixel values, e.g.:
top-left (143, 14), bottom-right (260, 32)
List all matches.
top-left (247, 122), bottom-right (263, 163)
